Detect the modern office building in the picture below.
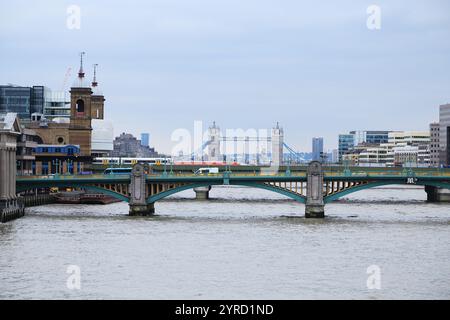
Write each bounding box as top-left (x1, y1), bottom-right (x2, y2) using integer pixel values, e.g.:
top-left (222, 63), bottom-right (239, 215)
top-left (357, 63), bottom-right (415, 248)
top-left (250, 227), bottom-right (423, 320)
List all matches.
top-left (43, 91), bottom-right (71, 120)
top-left (387, 131), bottom-right (430, 146)
top-left (338, 130), bottom-right (391, 163)
top-left (358, 145), bottom-right (389, 166)
top-left (312, 137), bottom-right (324, 161)
top-left (338, 134), bottom-right (355, 162)
top-left (385, 131), bottom-right (430, 166)
top-left (439, 104), bottom-right (450, 166)
top-left (339, 130), bottom-right (430, 167)
top-left (349, 130), bottom-right (390, 145)
top-left (0, 85), bottom-right (34, 119)
top-left (141, 133), bottom-right (150, 147)
top-left (0, 85), bottom-right (71, 120)
top-left (430, 122), bottom-right (440, 167)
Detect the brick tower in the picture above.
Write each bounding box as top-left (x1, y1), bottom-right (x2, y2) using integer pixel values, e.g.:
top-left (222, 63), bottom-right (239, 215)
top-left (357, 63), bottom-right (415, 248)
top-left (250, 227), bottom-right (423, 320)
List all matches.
top-left (69, 52), bottom-right (93, 156)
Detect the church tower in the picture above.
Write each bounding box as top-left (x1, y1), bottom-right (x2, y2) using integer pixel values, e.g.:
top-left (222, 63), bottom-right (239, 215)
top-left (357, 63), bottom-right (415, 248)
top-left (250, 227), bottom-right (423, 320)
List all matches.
top-left (69, 52), bottom-right (93, 156)
top-left (90, 64), bottom-right (105, 119)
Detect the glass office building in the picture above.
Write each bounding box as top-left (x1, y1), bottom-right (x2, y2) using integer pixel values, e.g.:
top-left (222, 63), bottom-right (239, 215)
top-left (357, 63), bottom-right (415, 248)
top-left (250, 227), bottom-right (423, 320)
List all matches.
top-left (365, 131), bottom-right (390, 144)
top-left (44, 91), bottom-right (71, 120)
top-left (339, 131), bottom-right (391, 163)
top-left (350, 130), bottom-right (390, 145)
top-left (338, 134), bottom-right (355, 163)
top-left (30, 86), bottom-right (49, 114)
top-left (0, 85), bottom-right (33, 118)
top-left (0, 85), bottom-right (68, 120)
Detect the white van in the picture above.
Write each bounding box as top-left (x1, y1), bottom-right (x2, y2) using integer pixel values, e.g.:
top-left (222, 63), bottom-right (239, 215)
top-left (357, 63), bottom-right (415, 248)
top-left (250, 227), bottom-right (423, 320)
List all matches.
top-left (194, 167), bottom-right (219, 175)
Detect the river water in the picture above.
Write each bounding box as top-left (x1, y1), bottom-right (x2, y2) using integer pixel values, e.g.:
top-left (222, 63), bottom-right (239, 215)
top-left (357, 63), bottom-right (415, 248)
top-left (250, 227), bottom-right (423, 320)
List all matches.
top-left (0, 186), bottom-right (449, 299)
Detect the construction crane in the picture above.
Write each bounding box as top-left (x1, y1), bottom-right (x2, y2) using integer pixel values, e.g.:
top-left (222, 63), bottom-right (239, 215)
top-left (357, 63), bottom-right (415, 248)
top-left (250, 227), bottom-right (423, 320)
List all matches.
top-left (60, 67), bottom-right (72, 92)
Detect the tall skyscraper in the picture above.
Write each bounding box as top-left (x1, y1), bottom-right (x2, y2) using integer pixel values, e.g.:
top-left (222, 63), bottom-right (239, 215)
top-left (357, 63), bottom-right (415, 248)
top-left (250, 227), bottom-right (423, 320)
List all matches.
top-left (312, 137), bottom-right (324, 161)
top-left (141, 133), bottom-right (150, 147)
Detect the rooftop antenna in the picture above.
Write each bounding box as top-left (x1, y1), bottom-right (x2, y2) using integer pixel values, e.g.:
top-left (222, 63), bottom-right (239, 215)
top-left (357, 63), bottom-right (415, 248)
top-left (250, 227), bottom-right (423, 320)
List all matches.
top-left (78, 51), bottom-right (86, 78)
top-left (92, 64), bottom-right (98, 87)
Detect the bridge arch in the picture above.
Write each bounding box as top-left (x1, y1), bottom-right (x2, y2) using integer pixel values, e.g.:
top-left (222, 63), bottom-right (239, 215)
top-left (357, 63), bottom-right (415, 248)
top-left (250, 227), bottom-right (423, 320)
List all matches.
top-left (146, 182), bottom-right (307, 204)
top-left (324, 181), bottom-right (450, 203)
top-left (16, 184), bottom-right (130, 203)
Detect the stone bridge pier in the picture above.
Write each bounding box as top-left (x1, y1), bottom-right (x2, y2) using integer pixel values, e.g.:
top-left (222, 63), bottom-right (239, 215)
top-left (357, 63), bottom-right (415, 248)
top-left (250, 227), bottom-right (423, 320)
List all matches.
top-left (425, 185), bottom-right (450, 202)
top-left (129, 164), bottom-right (154, 216)
top-left (305, 161), bottom-right (325, 218)
top-left (193, 186), bottom-right (211, 200)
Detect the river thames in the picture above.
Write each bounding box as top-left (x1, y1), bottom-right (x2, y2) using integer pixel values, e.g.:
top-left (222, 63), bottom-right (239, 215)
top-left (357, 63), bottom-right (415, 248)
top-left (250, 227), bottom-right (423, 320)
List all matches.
top-left (0, 186), bottom-right (449, 299)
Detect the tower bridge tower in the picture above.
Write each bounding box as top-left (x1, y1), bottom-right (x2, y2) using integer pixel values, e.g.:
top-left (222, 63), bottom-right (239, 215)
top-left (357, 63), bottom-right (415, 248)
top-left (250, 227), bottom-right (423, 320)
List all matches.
top-left (271, 122), bottom-right (284, 166)
top-left (208, 121), bottom-right (221, 161)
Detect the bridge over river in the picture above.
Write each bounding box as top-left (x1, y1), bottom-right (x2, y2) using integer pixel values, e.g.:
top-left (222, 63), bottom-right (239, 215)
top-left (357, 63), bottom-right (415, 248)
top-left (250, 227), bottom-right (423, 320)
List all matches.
top-left (10, 162), bottom-right (450, 221)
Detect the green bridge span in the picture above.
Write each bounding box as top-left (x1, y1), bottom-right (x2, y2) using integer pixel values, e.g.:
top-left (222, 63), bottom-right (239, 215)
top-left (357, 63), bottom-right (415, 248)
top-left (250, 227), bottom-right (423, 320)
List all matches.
top-left (14, 162), bottom-right (450, 218)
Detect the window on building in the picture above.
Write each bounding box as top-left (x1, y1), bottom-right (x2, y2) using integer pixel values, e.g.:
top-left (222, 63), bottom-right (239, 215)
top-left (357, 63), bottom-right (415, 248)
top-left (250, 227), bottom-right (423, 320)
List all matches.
top-left (76, 99), bottom-right (85, 113)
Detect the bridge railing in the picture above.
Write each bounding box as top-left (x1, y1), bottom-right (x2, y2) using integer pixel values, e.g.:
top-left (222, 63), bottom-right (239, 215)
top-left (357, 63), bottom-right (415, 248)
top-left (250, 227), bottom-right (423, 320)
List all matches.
top-left (16, 174), bottom-right (130, 180)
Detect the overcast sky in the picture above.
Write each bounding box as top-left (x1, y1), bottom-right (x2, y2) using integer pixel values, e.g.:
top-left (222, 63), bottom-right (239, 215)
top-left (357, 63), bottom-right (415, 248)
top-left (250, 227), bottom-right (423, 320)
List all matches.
top-left (1, 0), bottom-right (449, 153)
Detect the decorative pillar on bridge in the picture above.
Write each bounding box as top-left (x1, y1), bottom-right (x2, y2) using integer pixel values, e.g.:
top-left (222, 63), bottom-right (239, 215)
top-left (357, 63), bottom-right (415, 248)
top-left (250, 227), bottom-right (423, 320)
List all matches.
top-left (193, 186), bottom-right (211, 200)
top-left (305, 161), bottom-right (325, 218)
top-left (129, 163), bottom-right (154, 216)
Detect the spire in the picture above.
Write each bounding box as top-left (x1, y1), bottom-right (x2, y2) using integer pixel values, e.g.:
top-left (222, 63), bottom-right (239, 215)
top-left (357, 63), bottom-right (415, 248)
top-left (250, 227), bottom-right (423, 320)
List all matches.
top-left (78, 51), bottom-right (86, 79)
top-left (92, 64), bottom-right (98, 87)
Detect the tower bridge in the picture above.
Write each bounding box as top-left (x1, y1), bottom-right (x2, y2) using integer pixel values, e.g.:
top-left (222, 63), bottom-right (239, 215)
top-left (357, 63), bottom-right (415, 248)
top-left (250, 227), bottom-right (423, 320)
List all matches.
top-left (10, 162), bottom-right (450, 221)
top-left (188, 121), bottom-right (306, 165)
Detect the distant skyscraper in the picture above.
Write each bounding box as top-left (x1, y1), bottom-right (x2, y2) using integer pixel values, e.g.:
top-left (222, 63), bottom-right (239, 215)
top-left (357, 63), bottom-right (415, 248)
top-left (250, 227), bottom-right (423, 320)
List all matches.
top-left (141, 133), bottom-right (149, 147)
top-left (312, 137), bottom-right (324, 161)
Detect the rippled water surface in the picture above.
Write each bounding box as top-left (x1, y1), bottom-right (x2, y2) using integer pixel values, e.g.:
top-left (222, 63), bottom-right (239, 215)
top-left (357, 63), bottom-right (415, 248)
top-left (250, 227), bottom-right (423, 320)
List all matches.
top-left (1, 186), bottom-right (449, 299)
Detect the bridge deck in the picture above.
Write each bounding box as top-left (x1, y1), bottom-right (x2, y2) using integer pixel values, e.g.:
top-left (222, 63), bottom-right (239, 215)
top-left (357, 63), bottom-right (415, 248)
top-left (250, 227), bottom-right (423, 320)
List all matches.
top-left (16, 170), bottom-right (450, 183)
